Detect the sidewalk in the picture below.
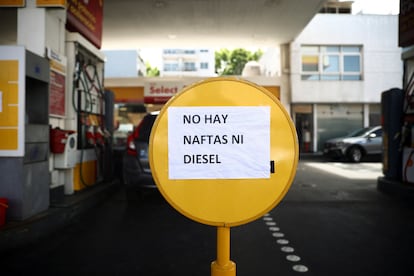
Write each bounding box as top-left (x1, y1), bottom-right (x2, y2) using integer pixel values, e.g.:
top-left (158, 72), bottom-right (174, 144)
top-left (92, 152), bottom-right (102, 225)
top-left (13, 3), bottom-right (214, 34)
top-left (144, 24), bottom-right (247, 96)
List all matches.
top-left (0, 179), bottom-right (120, 252)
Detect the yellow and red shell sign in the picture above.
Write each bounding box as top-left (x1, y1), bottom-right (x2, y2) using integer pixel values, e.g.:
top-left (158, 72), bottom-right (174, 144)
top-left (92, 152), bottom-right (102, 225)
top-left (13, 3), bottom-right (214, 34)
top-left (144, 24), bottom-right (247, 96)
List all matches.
top-left (66, 0), bottom-right (104, 49)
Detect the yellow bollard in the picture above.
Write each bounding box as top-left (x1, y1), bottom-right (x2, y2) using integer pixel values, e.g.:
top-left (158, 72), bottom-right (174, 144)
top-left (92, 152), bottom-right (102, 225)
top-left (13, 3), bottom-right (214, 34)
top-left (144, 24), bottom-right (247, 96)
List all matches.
top-left (211, 226), bottom-right (236, 276)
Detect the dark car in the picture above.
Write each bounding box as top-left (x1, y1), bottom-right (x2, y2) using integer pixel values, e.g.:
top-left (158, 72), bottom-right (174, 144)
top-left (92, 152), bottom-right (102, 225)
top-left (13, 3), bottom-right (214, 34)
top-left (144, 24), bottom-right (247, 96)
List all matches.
top-left (323, 126), bottom-right (382, 162)
top-left (122, 111), bottom-right (159, 196)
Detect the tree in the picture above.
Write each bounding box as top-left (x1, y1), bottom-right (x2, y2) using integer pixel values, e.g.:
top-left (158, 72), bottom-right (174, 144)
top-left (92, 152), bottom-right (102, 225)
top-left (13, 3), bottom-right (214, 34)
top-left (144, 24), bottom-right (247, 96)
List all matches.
top-left (146, 62), bottom-right (160, 77)
top-left (215, 48), bottom-right (263, 75)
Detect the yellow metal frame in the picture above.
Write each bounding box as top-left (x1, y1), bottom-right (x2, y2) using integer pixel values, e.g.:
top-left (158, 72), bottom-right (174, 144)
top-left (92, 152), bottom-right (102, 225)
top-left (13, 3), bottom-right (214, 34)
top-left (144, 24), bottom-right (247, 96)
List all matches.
top-left (211, 227), bottom-right (236, 276)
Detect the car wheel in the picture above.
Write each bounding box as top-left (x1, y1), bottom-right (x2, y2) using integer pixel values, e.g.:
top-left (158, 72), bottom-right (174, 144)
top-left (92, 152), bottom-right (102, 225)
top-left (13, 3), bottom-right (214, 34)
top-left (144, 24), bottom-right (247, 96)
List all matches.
top-left (347, 146), bottom-right (363, 163)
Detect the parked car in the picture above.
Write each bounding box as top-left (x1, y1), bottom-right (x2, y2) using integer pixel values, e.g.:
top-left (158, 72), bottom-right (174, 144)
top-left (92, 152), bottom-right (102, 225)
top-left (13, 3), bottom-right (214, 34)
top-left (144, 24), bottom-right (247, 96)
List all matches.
top-left (323, 126), bottom-right (382, 162)
top-left (122, 111), bottom-right (159, 196)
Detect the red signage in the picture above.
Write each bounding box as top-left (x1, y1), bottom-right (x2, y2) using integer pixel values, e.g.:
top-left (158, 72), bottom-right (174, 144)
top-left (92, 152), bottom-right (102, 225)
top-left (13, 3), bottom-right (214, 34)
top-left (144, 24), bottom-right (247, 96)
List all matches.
top-left (144, 82), bottom-right (185, 104)
top-left (66, 0), bottom-right (103, 49)
top-left (50, 70), bottom-right (66, 116)
top-left (47, 48), bottom-right (66, 117)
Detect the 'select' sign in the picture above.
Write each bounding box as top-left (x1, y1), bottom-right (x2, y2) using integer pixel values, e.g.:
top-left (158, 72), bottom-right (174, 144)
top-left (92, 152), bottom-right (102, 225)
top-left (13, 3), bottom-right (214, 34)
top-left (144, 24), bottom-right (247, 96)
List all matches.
top-left (144, 81), bottom-right (184, 104)
top-left (168, 106), bottom-right (270, 179)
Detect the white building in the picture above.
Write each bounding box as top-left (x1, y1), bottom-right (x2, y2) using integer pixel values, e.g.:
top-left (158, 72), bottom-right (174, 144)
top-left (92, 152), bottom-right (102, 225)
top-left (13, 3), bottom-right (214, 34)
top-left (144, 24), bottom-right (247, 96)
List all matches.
top-left (286, 13), bottom-right (402, 152)
top-left (103, 50), bottom-right (147, 78)
top-left (161, 48), bottom-right (216, 77)
top-left (258, 48), bottom-right (280, 77)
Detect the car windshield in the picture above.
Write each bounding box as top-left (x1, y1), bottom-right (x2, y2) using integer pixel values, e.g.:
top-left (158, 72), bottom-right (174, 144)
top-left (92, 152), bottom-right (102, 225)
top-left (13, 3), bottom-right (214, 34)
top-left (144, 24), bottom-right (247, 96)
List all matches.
top-left (346, 127), bottom-right (374, 138)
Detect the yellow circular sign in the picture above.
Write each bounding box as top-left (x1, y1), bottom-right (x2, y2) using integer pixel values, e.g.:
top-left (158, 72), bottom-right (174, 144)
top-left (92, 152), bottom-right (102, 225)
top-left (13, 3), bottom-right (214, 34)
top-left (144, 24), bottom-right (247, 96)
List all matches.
top-left (149, 77), bottom-right (298, 227)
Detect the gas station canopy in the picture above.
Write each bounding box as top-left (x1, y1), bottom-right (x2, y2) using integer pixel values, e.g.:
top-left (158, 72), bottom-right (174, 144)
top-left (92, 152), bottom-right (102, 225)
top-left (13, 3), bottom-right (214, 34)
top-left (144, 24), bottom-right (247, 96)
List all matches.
top-left (102, 0), bottom-right (327, 49)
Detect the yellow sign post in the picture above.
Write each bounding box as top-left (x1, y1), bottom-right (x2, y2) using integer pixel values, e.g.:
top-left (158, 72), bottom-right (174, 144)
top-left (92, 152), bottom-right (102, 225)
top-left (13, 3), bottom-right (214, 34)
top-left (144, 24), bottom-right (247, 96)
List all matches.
top-left (149, 77), bottom-right (298, 276)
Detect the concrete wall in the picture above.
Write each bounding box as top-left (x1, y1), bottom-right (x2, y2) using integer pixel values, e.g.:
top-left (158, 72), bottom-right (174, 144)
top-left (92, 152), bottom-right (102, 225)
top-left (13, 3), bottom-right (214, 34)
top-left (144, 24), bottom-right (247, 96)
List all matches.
top-left (104, 50), bottom-right (145, 78)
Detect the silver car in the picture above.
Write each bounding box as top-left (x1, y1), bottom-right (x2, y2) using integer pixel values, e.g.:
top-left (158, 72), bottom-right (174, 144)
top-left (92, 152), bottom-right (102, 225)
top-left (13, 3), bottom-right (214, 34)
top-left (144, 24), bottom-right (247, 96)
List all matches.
top-left (323, 126), bottom-right (382, 162)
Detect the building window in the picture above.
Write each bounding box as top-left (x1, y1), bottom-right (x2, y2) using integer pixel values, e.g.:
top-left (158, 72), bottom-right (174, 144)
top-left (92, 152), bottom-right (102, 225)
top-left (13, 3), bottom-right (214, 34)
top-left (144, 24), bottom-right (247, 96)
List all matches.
top-left (163, 49), bottom-right (196, 55)
top-left (183, 62), bottom-right (196, 71)
top-left (183, 50), bottom-right (196, 54)
top-left (163, 49), bottom-right (176, 54)
top-left (301, 45), bottom-right (362, 81)
top-left (319, 2), bottom-right (352, 14)
top-left (200, 62), bottom-right (208, 69)
top-left (164, 63), bottom-right (179, 71)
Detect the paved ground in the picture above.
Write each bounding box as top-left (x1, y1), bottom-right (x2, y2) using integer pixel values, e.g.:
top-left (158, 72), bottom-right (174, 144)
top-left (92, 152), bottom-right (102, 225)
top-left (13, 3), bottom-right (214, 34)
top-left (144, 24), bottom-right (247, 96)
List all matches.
top-left (2, 158), bottom-right (414, 276)
top-left (273, 160), bottom-right (414, 276)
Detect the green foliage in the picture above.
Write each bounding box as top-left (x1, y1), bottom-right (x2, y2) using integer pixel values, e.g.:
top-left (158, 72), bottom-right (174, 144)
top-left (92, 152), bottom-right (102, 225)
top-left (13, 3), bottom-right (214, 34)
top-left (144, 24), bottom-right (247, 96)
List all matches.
top-left (146, 62), bottom-right (160, 77)
top-left (215, 48), bottom-right (263, 75)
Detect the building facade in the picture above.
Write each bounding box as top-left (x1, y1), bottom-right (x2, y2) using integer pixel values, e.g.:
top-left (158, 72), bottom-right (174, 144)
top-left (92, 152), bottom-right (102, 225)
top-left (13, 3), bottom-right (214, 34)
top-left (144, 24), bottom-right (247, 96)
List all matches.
top-left (161, 48), bottom-right (215, 77)
top-left (286, 14), bottom-right (403, 152)
top-left (103, 50), bottom-right (147, 78)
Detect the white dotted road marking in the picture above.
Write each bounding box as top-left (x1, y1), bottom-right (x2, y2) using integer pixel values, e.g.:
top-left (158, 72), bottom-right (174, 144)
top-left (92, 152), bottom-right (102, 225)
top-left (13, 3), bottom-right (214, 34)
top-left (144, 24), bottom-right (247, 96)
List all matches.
top-left (293, 265), bottom-right (309, 273)
top-left (281, 246), bottom-right (295, 253)
top-left (272, 232), bottom-right (285, 238)
top-left (263, 214), bottom-right (309, 273)
top-left (286, 255), bottom-right (301, 262)
top-left (276, 239), bottom-right (289, 245)
top-left (269, 227), bottom-right (280, 231)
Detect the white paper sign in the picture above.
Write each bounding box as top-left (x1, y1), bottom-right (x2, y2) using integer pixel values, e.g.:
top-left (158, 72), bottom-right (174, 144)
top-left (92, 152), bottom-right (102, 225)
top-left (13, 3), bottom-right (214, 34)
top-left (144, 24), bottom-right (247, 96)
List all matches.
top-left (168, 106), bottom-right (270, 179)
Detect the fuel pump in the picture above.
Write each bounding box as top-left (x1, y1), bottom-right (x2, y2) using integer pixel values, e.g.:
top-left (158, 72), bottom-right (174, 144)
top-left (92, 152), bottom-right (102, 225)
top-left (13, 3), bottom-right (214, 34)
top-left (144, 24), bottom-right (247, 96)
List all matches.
top-left (377, 2), bottom-right (414, 194)
top-left (401, 69), bottom-right (414, 183)
top-left (380, 62), bottom-right (414, 184)
top-left (62, 32), bottom-right (115, 194)
top-left (70, 42), bottom-right (109, 190)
